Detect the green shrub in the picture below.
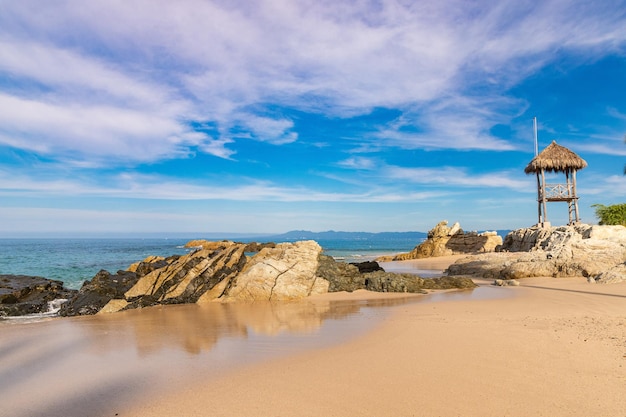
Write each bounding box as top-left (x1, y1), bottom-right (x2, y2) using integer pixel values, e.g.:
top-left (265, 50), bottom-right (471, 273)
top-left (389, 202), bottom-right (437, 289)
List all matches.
top-left (592, 203), bottom-right (626, 226)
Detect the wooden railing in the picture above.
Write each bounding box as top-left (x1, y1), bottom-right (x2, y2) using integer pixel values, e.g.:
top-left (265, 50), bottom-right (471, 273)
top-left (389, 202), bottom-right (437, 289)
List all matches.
top-left (542, 183), bottom-right (574, 200)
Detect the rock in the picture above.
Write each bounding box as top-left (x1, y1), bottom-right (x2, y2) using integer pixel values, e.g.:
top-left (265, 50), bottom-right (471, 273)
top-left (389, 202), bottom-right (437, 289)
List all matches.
top-left (448, 224), bottom-right (626, 282)
top-left (243, 242), bottom-right (277, 252)
top-left (317, 255), bottom-right (476, 293)
top-left (127, 256), bottom-right (171, 274)
top-left (184, 239), bottom-right (237, 250)
top-left (363, 272), bottom-right (476, 292)
top-left (0, 275), bottom-right (77, 316)
top-left (350, 261), bottom-right (384, 273)
top-left (125, 243), bottom-right (248, 307)
top-left (216, 241), bottom-right (328, 302)
top-left (378, 220), bottom-right (502, 261)
top-left (593, 264), bottom-right (626, 284)
top-left (183, 239), bottom-right (277, 253)
top-left (317, 255), bottom-right (366, 292)
top-left (59, 270), bottom-right (141, 316)
top-left (58, 239), bottom-right (480, 315)
top-left (493, 279), bottom-right (520, 286)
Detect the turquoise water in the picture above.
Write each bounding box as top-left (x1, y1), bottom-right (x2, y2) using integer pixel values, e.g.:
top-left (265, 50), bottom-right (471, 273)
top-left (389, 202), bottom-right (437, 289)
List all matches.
top-left (0, 236), bottom-right (422, 289)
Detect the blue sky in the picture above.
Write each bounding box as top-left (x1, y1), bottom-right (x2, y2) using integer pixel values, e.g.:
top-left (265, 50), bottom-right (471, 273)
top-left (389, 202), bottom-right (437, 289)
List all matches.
top-left (1, 0), bottom-right (626, 236)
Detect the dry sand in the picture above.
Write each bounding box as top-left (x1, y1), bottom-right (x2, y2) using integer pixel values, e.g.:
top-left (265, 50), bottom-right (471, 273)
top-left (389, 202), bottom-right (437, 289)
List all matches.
top-left (2, 255), bottom-right (625, 417)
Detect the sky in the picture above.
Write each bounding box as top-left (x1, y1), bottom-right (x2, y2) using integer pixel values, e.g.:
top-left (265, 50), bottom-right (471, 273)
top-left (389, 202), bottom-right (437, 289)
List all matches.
top-left (1, 0), bottom-right (626, 237)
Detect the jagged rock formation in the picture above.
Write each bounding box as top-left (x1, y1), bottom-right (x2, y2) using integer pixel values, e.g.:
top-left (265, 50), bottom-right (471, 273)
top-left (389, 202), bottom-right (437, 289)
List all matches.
top-left (205, 241), bottom-right (328, 303)
top-left (58, 239), bottom-right (477, 316)
top-left (447, 224), bottom-right (626, 283)
top-left (1, 275), bottom-right (77, 316)
top-left (377, 221), bottom-right (502, 261)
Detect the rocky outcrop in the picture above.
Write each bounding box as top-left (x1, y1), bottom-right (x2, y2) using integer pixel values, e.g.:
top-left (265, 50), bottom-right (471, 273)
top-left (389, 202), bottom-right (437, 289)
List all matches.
top-left (209, 240), bottom-right (329, 302)
top-left (361, 272), bottom-right (476, 292)
top-left (1, 275), bottom-right (77, 316)
top-left (377, 221), bottom-right (502, 261)
top-left (447, 224), bottom-right (626, 283)
top-left (63, 241), bottom-right (327, 314)
top-left (57, 239), bottom-right (477, 316)
top-left (317, 255), bottom-right (476, 293)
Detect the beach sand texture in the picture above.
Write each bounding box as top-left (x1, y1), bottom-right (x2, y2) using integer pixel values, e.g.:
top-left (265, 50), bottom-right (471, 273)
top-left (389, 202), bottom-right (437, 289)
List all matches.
top-left (1, 256), bottom-right (625, 417)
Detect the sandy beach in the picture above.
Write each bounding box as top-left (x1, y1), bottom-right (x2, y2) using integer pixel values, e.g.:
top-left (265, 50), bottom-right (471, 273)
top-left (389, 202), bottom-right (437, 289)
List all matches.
top-left (2, 255), bottom-right (625, 417)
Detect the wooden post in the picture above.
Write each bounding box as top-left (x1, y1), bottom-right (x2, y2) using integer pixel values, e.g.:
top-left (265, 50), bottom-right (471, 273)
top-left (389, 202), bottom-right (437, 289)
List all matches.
top-left (566, 170), bottom-right (572, 224)
top-left (541, 169), bottom-right (548, 224)
top-left (572, 169), bottom-right (580, 222)
top-left (536, 173), bottom-right (542, 224)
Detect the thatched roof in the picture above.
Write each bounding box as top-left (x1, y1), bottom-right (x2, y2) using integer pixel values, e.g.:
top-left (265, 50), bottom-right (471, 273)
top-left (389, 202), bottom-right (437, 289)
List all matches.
top-left (524, 140), bottom-right (588, 174)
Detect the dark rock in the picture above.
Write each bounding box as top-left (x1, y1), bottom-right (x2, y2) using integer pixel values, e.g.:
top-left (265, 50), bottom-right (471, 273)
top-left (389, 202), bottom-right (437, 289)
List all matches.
top-left (243, 242), bottom-right (276, 252)
top-left (122, 244), bottom-right (249, 309)
top-left (133, 259), bottom-right (171, 277)
top-left (317, 255), bottom-right (476, 293)
top-left (317, 255), bottom-right (365, 292)
top-left (363, 272), bottom-right (476, 292)
top-left (350, 261), bottom-right (384, 273)
top-left (0, 274), bottom-right (77, 317)
top-left (59, 270), bottom-right (140, 316)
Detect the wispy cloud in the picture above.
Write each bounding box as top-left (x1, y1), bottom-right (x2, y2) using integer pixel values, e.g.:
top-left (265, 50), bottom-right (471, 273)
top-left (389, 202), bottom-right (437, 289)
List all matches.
top-left (0, 169), bottom-right (447, 203)
top-left (383, 165), bottom-right (532, 189)
top-left (2, 0), bottom-right (625, 166)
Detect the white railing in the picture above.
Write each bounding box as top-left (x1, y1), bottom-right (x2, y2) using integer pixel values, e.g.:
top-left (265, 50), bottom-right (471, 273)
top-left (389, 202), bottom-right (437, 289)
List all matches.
top-left (543, 183), bottom-right (573, 199)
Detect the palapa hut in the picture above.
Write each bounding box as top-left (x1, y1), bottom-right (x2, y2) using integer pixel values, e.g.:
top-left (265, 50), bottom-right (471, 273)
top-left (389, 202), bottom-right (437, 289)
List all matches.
top-left (525, 140), bottom-right (587, 226)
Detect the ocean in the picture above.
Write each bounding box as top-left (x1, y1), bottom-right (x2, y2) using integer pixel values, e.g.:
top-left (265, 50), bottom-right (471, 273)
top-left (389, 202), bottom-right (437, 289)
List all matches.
top-left (0, 233), bottom-right (426, 290)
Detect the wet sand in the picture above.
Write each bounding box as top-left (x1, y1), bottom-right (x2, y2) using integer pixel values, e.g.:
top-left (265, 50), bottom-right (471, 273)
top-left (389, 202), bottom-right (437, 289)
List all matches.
top-left (2, 255), bottom-right (626, 417)
top-left (379, 254), bottom-right (469, 275)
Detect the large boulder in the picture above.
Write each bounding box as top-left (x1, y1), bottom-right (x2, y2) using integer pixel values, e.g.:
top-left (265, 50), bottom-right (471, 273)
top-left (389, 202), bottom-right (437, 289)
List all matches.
top-left (213, 240), bottom-right (328, 302)
top-left (1, 275), bottom-right (77, 316)
top-left (378, 221), bottom-right (502, 261)
top-left (448, 224), bottom-right (626, 282)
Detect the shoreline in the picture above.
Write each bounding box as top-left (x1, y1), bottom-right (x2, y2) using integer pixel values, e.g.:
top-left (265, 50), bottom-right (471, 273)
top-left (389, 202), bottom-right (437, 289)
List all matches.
top-left (2, 255), bottom-right (626, 416)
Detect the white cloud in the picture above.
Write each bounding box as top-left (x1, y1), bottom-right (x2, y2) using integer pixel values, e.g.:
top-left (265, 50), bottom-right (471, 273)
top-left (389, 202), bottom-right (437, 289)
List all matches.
top-left (337, 157), bottom-right (378, 170)
top-left (0, 38), bottom-right (174, 109)
top-left (235, 115), bottom-right (298, 144)
top-left (1, 0), bottom-right (625, 163)
top-left (0, 93), bottom-right (212, 162)
top-left (384, 165), bottom-right (532, 189)
top-left (0, 168), bottom-right (448, 203)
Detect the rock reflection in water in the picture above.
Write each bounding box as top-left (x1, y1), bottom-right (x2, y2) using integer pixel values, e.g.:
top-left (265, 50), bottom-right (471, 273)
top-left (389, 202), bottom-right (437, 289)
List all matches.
top-left (84, 296), bottom-right (421, 356)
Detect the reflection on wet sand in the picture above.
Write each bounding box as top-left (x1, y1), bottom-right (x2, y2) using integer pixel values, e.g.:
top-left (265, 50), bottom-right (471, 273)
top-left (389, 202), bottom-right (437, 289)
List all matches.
top-left (84, 296), bottom-right (424, 356)
top-left (0, 294), bottom-right (429, 417)
top-left (0, 287), bottom-right (511, 417)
